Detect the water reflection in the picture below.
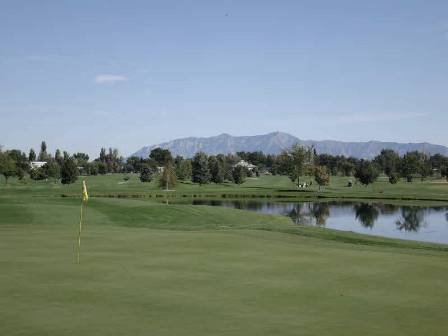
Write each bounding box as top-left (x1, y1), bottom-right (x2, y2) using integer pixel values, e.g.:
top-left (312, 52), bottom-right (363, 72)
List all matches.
top-left (311, 203), bottom-right (330, 226)
top-left (188, 199), bottom-right (448, 244)
top-left (354, 203), bottom-right (379, 229)
top-left (395, 207), bottom-right (426, 232)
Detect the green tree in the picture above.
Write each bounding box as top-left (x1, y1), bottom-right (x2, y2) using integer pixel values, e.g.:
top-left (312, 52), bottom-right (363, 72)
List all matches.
top-left (374, 149), bottom-right (400, 177)
top-left (43, 160), bottom-right (61, 182)
top-left (127, 156), bottom-right (144, 173)
top-left (28, 148), bottom-right (36, 162)
top-left (97, 162), bottom-right (107, 175)
top-left (174, 157), bottom-right (192, 181)
top-left (192, 152), bottom-right (211, 185)
top-left (222, 154), bottom-right (238, 181)
top-left (139, 167), bottom-right (154, 182)
top-left (159, 161), bottom-right (177, 190)
top-left (232, 165), bottom-right (247, 184)
top-left (340, 160), bottom-right (355, 176)
top-left (99, 147), bottom-right (107, 162)
top-left (314, 165), bottom-right (330, 191)
top-left (30, 167), bottom-right (47, 181)
top-left (73, 153), bottom-right (89, 164)
top-left (208, 155), bottom-right (225, 184)
top-left (287, 144), bottom-right (314, 187)
top-left (8, 150), bottom-right (29, 180)
top-left (400, 151), bottom-right (425, 182)
top-left (38, 141), bottom-right (48, 161)
top-left (388, 172), bottom-right (400, 184)
top-left (60, 157), bottom-right (79, 185)
top-left (55, 149), bottom-right (63, 164)
top-left (0, 152), bottom-right (16, 184)
top-left (88, 162), bottom-right (99, 176)
top-left (354, 160), bottom-right (380, 186)
top-left (150, 148), bottom-right (172, 166)
top-left (441, 166), bottom-right (448, 181)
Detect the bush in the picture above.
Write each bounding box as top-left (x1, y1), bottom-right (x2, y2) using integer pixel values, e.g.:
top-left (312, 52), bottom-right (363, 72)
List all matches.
top-left (354, 160), bottom-right (380, 186)
top-left (61, 158), bottom-right (79, 185)
top-left (388, 173), bottom-right (400, 184)
top-left (30, 167), bottom-right (47, 181)
top-left (139, 167), bottom-right (154, 182)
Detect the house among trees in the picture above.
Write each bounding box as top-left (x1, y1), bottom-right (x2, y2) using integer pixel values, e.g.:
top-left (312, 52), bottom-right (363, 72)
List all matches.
top-left (234, 160), bottom-right (257, 171)
top-left (30, 161), bottom-right (47, 169)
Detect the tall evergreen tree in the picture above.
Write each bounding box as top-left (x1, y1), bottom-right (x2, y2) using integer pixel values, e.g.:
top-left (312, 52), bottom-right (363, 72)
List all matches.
top-left (232, 165), bottom-right (246, 184)
top-left (99, 148), bottom-right (107, 162)
top-left (38, 141), bottom-right (48, 161)
top-left (208, 155), bottom-right (225, 184)
top-left (192, 152), bottom-right (211, 185)
top-left (28, 148), bottom-right (36, 162)
top-left (55, 149), bottom-right (63, 164)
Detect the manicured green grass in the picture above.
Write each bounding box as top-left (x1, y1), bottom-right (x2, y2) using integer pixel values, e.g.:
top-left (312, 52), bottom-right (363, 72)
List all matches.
top-left (1, 195), bottom-right (448, 335)
top-left (2, 173), bottom-right (448, 203)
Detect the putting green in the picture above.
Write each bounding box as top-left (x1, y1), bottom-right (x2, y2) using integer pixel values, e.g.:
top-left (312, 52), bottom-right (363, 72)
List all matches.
top-left (1, 196), bottom-right (448, 335)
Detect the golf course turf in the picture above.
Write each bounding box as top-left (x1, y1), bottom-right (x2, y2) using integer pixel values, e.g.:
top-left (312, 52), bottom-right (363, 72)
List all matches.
top-left (1, 175), bottom-right (448, 335)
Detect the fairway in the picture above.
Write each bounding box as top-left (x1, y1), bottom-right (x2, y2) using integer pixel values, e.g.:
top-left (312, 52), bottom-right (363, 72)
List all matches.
top-left (3, 173), bottom-right (448, 203)
top-left (1, 196), bottom-right (448, 336)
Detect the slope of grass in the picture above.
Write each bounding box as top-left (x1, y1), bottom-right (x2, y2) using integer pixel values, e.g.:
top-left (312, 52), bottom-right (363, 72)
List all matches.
top-left (2, 196), bottom-right (447, 251)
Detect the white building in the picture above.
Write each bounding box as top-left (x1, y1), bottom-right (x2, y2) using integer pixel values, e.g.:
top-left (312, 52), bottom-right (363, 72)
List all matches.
top-left (233, 160), bottom-right (257, 171)
top-left (30, 161), bottom-right (47, 169)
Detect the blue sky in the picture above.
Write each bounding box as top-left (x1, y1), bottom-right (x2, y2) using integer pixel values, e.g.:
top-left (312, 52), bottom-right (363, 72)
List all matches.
top-left (1, 0), bottom-right (448, 158)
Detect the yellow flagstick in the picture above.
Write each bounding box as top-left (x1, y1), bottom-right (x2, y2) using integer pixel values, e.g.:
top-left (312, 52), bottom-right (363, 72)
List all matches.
top-left (77, 201), bottom-right (83, 264)
top-left (76, 180), bottom-right (89, 264)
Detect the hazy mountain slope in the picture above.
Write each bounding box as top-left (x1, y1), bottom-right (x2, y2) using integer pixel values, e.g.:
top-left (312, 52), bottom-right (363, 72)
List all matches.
top-left (131, 132), bottom-right (448, 159)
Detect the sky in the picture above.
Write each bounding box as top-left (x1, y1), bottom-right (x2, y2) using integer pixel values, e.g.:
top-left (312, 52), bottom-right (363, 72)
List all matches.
top-left (1, 0), bottom-right (448, 158)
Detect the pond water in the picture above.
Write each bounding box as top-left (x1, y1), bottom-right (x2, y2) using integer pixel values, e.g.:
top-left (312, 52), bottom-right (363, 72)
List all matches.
top-left (189, 200), bottom-right (448, 244)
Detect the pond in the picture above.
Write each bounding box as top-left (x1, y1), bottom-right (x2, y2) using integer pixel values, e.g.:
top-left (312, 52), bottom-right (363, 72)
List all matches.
top-left (188, 200), bottom-right (448, 244)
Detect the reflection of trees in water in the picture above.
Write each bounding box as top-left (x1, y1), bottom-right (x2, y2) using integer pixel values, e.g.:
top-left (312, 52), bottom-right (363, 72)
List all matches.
top-left (376, 203), bottom-right (399, 215)
top-left (354, 203), bottom-right (379, 228)
top-left (395, 207), bottom-right (425, 232)
top-left (288, 203), bottom-right (309, 225)
top-left (287, 202), bottom-right (330, 226)
top-left (311, 203), bottom-right (330, 226)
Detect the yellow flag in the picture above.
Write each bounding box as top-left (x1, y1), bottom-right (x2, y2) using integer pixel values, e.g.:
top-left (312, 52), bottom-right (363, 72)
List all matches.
top-left (82, 180), bottom-right (89, 202)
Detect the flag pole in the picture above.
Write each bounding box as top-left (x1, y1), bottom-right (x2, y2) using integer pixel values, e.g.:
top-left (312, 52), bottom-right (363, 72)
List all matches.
top-left (76, 180), bottom-right (89, 264)
top-left (77, 200), bottom-right (83, 264)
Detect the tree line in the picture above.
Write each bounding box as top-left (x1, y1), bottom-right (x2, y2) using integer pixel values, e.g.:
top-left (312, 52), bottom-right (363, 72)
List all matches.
top-left (1, 141), bottom-right (448, 188)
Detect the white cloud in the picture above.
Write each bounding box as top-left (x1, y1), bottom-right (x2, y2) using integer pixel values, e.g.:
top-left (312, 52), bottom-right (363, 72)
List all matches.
top-left (95, 74), bottom-right (128, 84)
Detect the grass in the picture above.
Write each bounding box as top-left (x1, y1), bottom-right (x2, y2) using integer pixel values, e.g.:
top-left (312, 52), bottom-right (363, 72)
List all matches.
top-left (2, 173), bottom-right (448, 203)
top-left (1, 194), bottom-right (448, 335)
top-left (1, 176), bottom-right (448, 335)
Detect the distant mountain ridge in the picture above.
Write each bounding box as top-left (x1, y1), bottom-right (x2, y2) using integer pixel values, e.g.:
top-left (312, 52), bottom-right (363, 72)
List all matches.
top-left (131, 132), bottom-right (448, 159)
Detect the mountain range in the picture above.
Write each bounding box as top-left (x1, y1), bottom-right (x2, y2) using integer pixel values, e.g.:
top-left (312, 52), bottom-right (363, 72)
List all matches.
top-left (131, 132), bottom-right (448, 159)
